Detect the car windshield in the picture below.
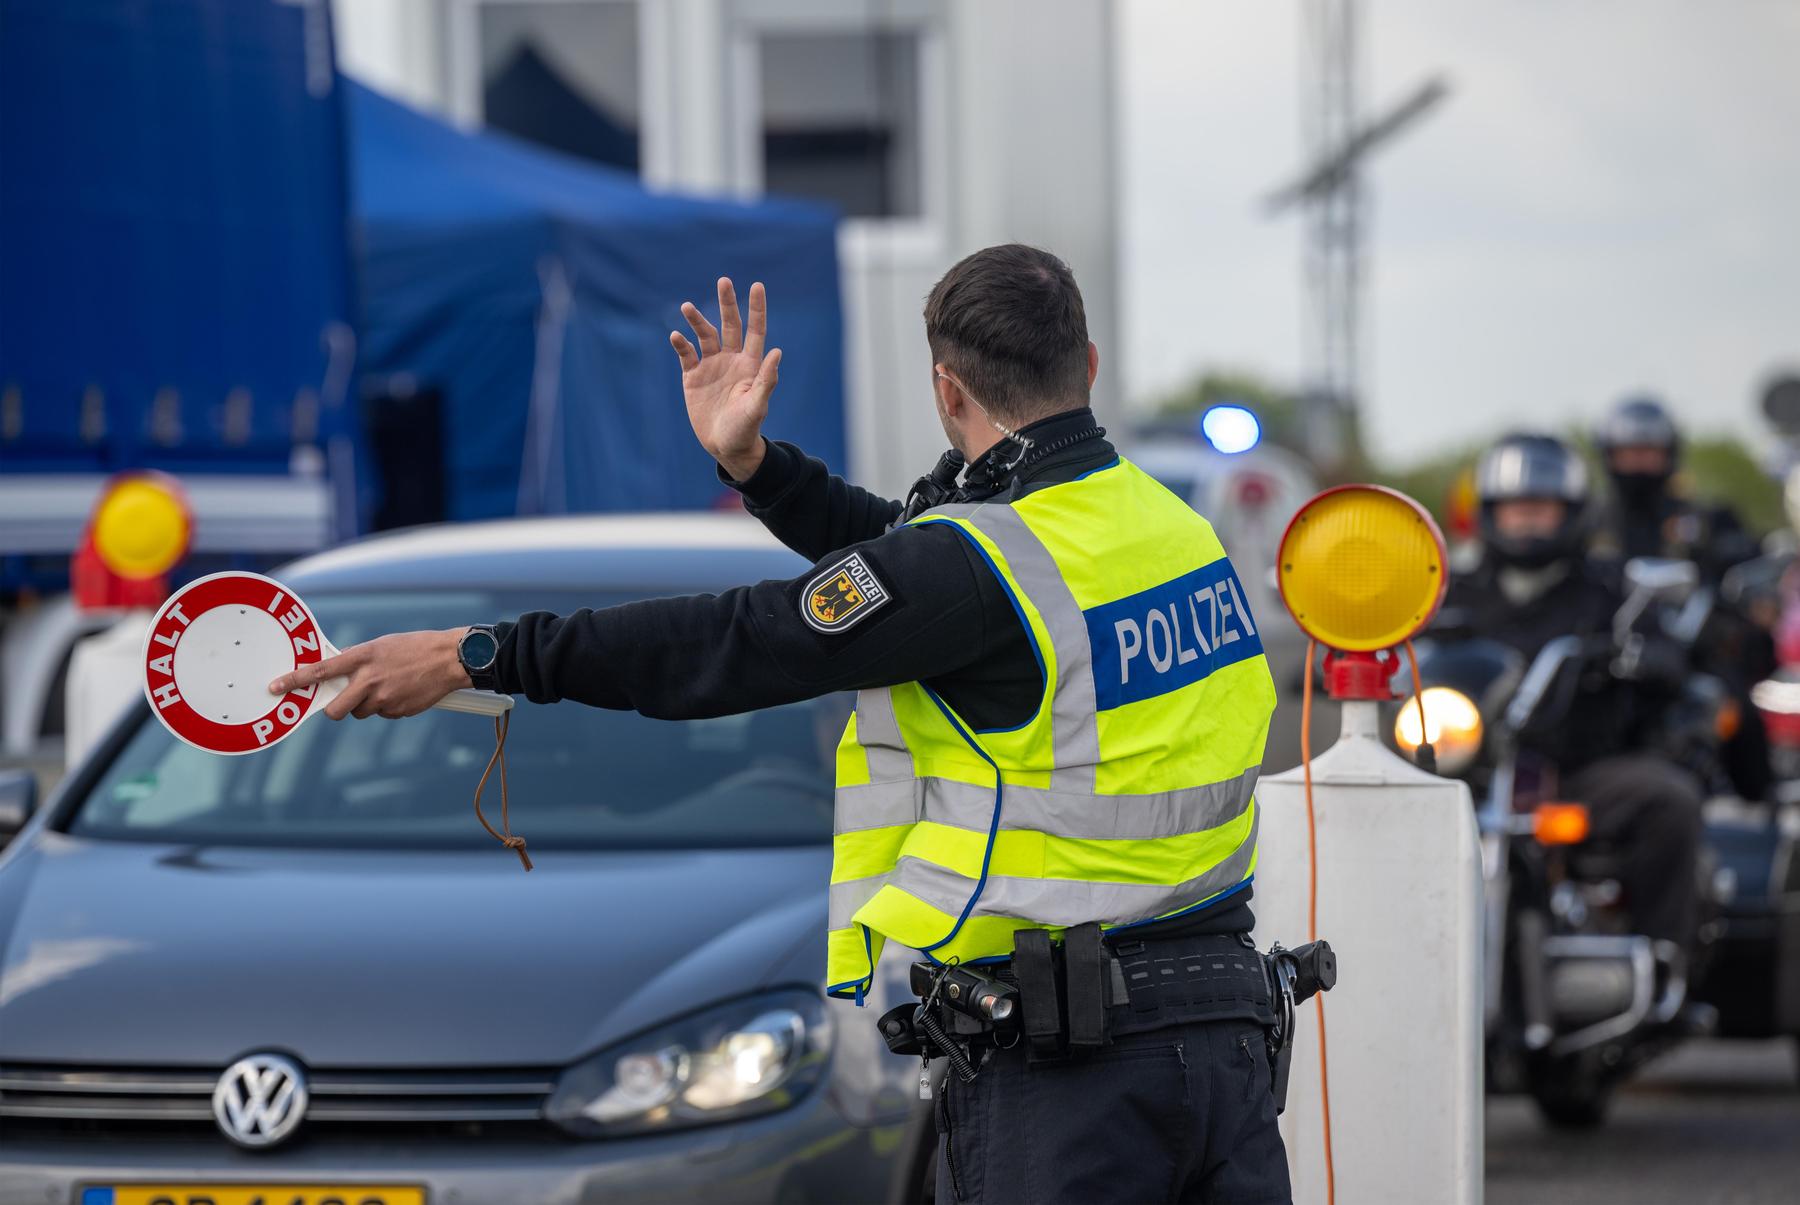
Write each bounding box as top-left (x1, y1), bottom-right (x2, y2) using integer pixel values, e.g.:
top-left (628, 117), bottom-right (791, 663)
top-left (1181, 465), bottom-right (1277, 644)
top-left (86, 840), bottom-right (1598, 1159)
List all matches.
top-left (68, 590), bottom-right (846, 850)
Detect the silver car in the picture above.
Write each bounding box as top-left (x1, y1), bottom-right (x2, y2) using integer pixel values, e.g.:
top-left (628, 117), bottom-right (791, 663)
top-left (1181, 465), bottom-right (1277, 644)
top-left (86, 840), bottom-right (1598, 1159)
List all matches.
top-left (0, 515), bottom-right (930, 1205)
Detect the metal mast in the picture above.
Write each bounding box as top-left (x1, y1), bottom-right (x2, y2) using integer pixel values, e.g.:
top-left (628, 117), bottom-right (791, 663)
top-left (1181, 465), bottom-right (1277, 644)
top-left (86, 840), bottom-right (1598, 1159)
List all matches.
top-left (1266, 0), bottom-right (1447, 463)
top-left (1301, 0), bottom-right (1360, 453)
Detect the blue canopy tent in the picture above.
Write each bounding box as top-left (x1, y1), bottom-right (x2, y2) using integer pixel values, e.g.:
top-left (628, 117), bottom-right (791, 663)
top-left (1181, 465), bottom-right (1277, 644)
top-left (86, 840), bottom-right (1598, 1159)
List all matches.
top-left (347, 82), bottom-right (845, 521)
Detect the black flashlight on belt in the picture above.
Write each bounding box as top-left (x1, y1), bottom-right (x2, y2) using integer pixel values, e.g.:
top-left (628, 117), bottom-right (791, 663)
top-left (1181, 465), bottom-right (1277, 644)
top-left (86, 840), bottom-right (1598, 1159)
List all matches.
top-left (910, 961), bottom-right (1019, 1025)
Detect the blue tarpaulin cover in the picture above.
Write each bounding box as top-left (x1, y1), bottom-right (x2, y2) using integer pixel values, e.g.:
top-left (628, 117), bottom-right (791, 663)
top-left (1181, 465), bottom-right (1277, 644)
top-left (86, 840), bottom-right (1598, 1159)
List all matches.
top-left (0, 0), bottom-right (357, 478)
top-left (348, 82), bottom-right (846, 520)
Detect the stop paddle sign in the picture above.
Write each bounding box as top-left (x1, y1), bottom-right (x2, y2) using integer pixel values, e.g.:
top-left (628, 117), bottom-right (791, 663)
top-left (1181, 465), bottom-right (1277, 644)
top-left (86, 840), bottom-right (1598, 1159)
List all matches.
top-left (141, 570), bottom-right (510, 755)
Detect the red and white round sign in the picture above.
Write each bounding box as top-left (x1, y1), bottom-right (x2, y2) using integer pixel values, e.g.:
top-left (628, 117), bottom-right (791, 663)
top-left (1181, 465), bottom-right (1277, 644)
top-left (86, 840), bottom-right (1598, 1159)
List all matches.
top-left (141, 571), bottom-right (333, 755)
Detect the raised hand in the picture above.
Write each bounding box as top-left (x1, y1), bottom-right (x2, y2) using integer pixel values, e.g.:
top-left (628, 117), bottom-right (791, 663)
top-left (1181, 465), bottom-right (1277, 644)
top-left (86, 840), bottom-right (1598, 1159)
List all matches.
top-left (669, 278), bottom-right (781, 483)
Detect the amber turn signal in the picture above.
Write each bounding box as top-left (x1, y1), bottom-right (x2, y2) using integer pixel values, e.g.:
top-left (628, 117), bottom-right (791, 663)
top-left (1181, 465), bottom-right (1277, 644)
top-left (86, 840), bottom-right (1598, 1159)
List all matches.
top-left (1716, 697), bottom-right (1742, 743)
top-left (1533, 802), bottom-right (1591, 846)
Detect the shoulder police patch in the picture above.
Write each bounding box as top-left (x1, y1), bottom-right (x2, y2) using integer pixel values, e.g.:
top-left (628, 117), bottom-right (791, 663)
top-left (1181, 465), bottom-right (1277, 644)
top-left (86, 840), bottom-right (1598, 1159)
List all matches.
top-left (803, 551), bottom-right (891, 634)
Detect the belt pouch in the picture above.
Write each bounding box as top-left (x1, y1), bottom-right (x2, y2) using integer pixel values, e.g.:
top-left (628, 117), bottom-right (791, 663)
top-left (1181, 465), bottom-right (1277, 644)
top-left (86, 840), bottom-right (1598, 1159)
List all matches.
top-left (1012, 928), bottom-right (1064, 1059)
top-left (1064, 922), bottom-right (1110, 1051)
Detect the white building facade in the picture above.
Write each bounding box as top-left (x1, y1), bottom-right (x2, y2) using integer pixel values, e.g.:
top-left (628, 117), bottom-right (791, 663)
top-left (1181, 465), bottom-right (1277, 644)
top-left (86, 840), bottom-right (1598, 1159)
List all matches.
top-left (333, 0), bottom-right (1120, 496)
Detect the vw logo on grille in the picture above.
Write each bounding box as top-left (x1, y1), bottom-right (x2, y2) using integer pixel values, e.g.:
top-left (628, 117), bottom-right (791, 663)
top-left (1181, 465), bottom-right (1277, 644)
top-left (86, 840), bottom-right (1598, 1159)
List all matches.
top-left (212, 1052), bottom-right (309, 1148)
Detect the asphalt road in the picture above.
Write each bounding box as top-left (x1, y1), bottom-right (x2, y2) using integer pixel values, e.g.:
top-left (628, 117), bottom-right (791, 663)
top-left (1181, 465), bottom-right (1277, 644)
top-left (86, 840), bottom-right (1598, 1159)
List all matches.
top-left (1486, 1039), bottom-right (1800, 1205)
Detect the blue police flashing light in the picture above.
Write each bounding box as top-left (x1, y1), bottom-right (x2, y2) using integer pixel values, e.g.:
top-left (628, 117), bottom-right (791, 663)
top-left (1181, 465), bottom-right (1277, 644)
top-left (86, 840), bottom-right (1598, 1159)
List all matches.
top-left (1201, 405), bottom-right (1261, 455)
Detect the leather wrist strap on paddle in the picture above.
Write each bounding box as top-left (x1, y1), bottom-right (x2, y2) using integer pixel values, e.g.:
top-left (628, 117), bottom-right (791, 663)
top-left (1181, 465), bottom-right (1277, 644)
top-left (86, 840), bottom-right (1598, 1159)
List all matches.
top-left (472, 711), bottom-right (531, 870)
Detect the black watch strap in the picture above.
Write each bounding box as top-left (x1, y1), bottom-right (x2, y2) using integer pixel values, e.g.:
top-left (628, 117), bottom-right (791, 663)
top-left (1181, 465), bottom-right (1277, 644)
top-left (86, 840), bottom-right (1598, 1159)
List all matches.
top-left (459, 624), bottom-right (501, 692)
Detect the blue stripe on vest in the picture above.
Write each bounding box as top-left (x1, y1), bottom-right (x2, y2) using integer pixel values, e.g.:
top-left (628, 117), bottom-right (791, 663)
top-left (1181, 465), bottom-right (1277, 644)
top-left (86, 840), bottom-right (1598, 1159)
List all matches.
top-left (1084, 557), bottom-right (1265, 711)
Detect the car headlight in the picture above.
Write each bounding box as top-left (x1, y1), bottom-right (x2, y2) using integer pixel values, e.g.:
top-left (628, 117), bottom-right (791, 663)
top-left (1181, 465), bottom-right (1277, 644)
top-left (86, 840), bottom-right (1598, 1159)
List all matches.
top-left (1393, 686), bottom-right (1483, 776)
top-left (545, 989), bottom-right (833, 1138)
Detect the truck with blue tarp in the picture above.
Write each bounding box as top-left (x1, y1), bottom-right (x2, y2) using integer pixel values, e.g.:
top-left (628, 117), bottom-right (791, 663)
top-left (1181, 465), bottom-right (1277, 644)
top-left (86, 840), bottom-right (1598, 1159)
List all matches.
top-left (0, 0), bottom-right (359, 767)
top-left (0, 0), bottom-right (845, 767)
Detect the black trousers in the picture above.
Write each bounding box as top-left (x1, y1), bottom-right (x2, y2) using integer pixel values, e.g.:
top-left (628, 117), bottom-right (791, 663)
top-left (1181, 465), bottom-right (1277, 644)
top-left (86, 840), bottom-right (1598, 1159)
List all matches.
top-left (934, 1018), bottom-right (1291, 1205)
top-left (1568, 753), bottom-right (1704, 950)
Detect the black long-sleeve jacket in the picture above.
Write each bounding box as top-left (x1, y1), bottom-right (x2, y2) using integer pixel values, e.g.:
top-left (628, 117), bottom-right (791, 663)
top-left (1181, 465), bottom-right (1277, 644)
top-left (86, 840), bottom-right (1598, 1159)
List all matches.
top-left (1439, 555), bottom-right (1665, 772)
top-left (491, 406), bottom-right (1253, 936)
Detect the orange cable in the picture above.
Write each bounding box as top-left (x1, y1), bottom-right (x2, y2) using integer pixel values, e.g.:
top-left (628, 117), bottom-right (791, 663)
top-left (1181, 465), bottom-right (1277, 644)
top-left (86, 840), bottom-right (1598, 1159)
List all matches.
top-left (1404, 639), bottom-right (1429, 762)
top-left (1299, 639), bottom-right (1335, 1205)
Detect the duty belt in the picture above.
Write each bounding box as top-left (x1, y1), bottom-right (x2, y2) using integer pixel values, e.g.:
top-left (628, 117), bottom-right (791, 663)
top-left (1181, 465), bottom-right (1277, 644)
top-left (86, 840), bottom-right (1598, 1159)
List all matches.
top-left (879, 923), bottom-right (1336, 1109)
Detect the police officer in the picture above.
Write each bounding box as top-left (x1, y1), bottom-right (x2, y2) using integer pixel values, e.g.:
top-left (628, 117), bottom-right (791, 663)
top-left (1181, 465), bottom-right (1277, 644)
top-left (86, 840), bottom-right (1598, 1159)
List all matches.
top-left (1443, 432), bottom-right (1703, 959)
top-left (1592, 394), bottom-right (1775, 800)
top-left (272, 244), bottom-right (1291, 1204)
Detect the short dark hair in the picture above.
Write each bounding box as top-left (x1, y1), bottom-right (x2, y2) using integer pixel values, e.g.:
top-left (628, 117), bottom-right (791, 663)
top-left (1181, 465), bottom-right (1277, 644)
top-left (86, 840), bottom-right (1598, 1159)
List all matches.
top-left (923, 244), bottom-right (1090, 425)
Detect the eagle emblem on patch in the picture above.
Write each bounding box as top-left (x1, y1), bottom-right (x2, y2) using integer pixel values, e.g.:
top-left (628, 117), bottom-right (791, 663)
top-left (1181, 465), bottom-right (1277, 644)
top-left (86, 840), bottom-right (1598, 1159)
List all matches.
top-left (803, 552), bottom-right (891, 633)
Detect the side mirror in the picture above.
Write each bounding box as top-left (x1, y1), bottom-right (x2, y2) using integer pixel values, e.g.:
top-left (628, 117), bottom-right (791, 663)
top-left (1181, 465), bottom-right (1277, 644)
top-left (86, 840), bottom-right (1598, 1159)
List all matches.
top-left (1623, 556), bottom-right (1699, 602)
top-left (1722, 553), bottom-right (1789, 611)
top-left (0, 769), bottom-right (39, 845)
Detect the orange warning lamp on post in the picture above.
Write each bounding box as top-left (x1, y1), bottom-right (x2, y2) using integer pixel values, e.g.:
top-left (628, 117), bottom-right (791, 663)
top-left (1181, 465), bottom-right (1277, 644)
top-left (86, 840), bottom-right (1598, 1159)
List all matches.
top-left (1277, 484), bottom-right (1448, 700)
top-left (72, 471), bottom-right (193, 610)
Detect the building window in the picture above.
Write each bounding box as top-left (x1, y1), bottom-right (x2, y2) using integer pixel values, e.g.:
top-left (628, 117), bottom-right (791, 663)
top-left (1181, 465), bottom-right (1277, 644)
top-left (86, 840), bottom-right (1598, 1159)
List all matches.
top-left (477, 1), bottom-right (641, 173)
top-left (759, 31), bottom-right (921, 219)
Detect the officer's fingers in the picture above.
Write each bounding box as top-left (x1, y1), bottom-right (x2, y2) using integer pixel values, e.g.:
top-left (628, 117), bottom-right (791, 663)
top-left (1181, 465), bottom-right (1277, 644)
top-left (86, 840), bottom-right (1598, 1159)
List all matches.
top-left (351, 695), bottom-right (382, 721)
top-left (669, 331), bottom-right (699, 374)
top-left (744, 282), bottom-right (767, 358)
top-left (748, 348), bottom-right (781, 415)
top-left (717, 277), bottom-right (742, 351)
top-left (269, 649), bottom-right (354, 696)
top-left (323, 680), bottom-right (368, 722)
top-left (376, 693), bottom-right (417, 719)
top-left (681, 302), bottom-right (720, 355)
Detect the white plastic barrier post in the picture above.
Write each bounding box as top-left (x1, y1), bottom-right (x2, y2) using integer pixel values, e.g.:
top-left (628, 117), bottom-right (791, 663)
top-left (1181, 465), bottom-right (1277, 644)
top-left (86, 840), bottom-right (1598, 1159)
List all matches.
top-left (1252, 699), bottom-right (1485, 1205)
top-left (65, 610), bottom-right (154, 767)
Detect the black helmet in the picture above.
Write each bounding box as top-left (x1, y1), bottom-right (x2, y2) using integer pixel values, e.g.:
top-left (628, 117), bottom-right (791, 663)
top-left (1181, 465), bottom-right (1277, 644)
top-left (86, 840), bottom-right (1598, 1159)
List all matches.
top-left (1474, 432), bottom-right (1591, 568)
top-left (1595, 395), bottom-right (1681, 504)
top-left (1594, 394), bottom-right (1680, 455)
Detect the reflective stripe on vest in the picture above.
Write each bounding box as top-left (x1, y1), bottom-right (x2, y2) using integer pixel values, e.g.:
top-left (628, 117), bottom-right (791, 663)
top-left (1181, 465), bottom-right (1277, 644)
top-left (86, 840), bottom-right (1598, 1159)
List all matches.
top-left (825, 458), bottom-right (1275, 1001)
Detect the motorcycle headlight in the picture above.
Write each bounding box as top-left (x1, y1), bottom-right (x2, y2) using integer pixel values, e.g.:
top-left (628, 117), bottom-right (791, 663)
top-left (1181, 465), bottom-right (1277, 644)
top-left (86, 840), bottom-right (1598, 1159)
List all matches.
top-left (1393, 686), bottom-right (1483, 776)
top-left (546, 989), bottom-right (832, 1138)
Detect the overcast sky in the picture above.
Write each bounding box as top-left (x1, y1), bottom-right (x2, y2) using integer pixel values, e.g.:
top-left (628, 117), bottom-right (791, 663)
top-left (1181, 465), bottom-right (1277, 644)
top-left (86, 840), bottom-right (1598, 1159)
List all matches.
top-left (1118, 1), bottom-right (1800, 461)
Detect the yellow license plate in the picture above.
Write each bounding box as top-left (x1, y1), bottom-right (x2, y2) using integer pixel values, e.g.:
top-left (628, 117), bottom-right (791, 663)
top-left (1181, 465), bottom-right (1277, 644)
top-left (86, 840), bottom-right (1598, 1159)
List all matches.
top-left (88, 1189), bottom-right (424, 1205)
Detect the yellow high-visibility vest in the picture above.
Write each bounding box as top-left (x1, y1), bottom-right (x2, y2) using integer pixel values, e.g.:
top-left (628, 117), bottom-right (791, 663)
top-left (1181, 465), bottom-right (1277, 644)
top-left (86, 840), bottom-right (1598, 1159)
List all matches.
top-left (826, 456), bottom-right (1277, 1000)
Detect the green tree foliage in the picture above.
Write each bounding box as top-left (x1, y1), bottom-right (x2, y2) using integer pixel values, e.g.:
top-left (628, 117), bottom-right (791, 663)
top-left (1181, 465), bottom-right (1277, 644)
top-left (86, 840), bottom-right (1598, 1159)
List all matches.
top-left (1681, 437), bottom-right (1785, 535)
top-left (1149, 368), bottom-right (1787, 536)
top-left (1366, 444), bottom-right (1483, 526)
top-left (1357, 435), bottom-right (1785, 536)
top-left (1149, 370), bottom-right (1306, 449)
top-left (1147, 369), bottom-right (1372, 474)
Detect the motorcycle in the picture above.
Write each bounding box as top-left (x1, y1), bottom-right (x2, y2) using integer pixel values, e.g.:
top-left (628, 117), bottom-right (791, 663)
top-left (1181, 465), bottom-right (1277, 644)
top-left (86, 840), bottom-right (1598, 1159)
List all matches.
top-left (1391, 558), bottom-right (1729, 1127)
top-left (1707, 549), bottom-right (1800, 1053)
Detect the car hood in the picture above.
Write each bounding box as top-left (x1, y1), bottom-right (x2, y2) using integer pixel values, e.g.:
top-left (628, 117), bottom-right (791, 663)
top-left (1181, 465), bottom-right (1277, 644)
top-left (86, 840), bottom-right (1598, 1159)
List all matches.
top-left (0, 833), bottom-right (830, 1068)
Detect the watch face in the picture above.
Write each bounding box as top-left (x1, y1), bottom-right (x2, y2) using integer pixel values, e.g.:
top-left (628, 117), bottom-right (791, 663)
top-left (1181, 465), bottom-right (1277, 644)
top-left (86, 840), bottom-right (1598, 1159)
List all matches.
top-left (460, 629), bottom-right (499, 672)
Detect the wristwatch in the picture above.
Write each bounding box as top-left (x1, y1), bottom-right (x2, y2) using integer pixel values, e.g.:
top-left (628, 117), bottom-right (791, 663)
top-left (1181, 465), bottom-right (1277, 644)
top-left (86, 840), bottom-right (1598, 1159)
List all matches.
top-left (458, 624), bottom-right (501, 692)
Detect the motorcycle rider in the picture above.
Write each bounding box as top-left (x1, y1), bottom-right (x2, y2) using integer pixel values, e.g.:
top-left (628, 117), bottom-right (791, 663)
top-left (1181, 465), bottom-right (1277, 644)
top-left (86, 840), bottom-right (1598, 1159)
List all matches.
top-left (1592, 394), bottom-right (1775, 801)
top-left (1443, 432), bottom-right (1704, 961)
top-left (1592, 395), bottom-right (1759, 582)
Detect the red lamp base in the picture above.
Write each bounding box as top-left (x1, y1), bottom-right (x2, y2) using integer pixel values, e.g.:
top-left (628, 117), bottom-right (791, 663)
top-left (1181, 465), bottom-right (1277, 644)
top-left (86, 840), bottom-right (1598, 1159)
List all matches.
top-left (72, 542), bottom-right (169, 611)
top-left (1323, 648), bottom-right (1400, 702)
